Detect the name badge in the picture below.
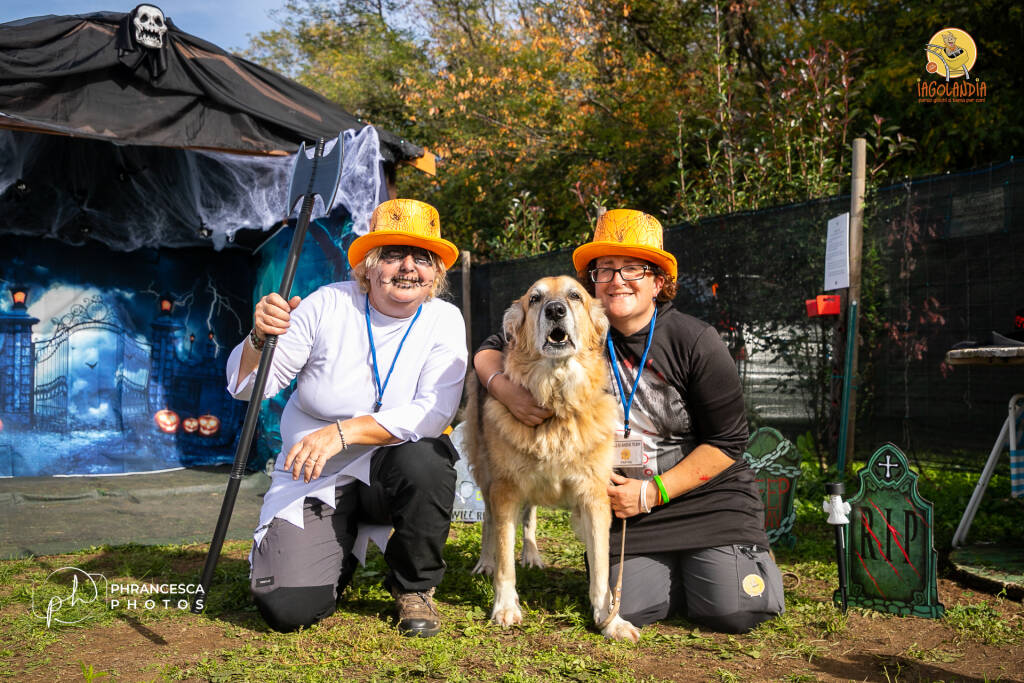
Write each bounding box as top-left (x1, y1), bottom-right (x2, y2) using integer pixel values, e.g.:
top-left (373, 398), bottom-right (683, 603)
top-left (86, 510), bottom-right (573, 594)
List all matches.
top-left (614, 436), bottom-right (645, 467)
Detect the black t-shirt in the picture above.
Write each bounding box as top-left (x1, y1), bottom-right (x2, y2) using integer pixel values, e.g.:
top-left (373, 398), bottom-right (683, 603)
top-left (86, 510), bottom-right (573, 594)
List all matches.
top-left (478, 301), bottom-right (768, 553)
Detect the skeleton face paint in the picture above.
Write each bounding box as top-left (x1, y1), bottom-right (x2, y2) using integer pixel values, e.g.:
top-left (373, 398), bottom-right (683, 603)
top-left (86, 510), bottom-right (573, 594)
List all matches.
top-left (133, 4), bottom-right (167, 49)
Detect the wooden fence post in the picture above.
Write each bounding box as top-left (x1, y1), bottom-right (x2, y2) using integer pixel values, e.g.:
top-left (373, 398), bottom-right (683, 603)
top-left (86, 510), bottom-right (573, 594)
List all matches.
top-left (461, 250), bottom-right (472, 353)
top-left (843, 138), bottom-right (866, 467)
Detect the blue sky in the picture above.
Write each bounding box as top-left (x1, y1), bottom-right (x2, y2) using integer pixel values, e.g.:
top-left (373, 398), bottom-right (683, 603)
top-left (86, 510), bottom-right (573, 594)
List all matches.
top-left (0, 0), bottom-right (283, 53)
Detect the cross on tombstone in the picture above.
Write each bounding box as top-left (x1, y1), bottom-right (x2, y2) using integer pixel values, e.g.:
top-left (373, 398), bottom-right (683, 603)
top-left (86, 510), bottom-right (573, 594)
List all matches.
top-left (877, 454), bottom-right (901, 480)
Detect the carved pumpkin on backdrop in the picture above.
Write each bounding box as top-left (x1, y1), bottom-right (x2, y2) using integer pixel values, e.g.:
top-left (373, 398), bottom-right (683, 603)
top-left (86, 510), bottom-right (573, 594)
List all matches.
top-left (197, 414), bottom-right (220, 437)
top-left (154, 409), bottom-right (179, 433)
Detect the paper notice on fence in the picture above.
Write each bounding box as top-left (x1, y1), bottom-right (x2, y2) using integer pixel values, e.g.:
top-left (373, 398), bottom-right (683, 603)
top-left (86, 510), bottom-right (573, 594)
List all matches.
top-left (824, 212), bottom-right (850, 291)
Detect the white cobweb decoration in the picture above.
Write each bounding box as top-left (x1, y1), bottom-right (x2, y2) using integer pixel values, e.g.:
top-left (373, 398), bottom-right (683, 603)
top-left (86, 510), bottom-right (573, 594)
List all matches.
top-left (0, 125), bottom-right (385, 251)
top-left (333, 125), bottom-right (384, 236)
top-left (196, 125), bottom-right (384, 249)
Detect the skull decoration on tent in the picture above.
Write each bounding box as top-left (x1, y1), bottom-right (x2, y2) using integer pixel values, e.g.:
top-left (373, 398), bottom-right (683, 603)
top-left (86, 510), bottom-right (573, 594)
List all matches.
top-left (115, 3), bottom-right (171, 79)
top-left (132, 4), bottom-right (167, 49)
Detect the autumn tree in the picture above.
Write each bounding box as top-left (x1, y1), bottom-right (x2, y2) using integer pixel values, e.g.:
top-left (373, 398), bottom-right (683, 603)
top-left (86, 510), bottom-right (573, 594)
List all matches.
top-left (246, 0), bottom-right (1015, 259)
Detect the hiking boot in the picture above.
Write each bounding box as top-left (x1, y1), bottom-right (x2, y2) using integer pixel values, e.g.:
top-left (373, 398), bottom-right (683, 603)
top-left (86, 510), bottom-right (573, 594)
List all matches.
top-left (392, 587), bottom-right (441, 637)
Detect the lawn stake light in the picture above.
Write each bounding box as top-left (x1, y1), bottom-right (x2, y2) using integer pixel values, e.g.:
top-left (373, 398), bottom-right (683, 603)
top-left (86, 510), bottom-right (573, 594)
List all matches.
top-left (192, 135), bottom-right (342, 613)
top-left (823, 481), bottom-right (851, 613)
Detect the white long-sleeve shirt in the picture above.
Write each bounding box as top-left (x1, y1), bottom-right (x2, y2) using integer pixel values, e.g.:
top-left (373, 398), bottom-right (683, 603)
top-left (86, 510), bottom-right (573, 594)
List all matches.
top-left (226, 280), bottom-right (468, 559)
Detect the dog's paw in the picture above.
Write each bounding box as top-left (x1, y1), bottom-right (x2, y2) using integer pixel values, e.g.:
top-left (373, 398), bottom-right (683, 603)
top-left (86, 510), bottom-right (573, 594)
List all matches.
top-left (600, 615), bottom-right (641, 643)
top-left (490, 601), bottom-right (523, 627)
top-left (518, 544), bottom-right (545, 569)
top-left (471, 557), bottom-right (495, 575)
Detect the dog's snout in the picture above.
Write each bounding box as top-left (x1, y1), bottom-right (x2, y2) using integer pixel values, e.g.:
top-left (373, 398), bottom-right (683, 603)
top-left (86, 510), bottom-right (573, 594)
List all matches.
top-left (544, 301), bottom-right (567, 320)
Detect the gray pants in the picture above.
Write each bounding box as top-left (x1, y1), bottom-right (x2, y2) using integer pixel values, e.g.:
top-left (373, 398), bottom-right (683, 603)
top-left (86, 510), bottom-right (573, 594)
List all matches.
top-left (250, 437), bottom-right (458, 632)
top-left (610, 544), bottom-right (785, 633)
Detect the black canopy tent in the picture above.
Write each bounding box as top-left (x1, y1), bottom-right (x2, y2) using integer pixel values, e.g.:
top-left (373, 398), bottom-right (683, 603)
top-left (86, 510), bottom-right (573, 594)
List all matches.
top-left (0, 10), bottom-right (428, 251)
top-left (0, 10), bottom-right (435, 480)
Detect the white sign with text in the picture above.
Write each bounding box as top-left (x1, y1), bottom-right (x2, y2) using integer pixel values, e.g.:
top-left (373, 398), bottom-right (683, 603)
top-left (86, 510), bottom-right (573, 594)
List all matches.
top-left (824, 212), bottom-right (850, 291)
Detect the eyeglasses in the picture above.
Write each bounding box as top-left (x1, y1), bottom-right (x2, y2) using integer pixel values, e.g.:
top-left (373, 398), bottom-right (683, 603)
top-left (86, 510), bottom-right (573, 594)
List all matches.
top-left (589, 264), bottom-right (652, 283)
top-left (380, 247), bottom-right (435, 268)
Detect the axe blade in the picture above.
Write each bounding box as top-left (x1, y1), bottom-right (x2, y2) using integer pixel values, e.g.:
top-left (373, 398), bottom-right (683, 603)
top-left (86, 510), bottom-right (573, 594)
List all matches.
top-left (286, 136), bottom-right (344, 216)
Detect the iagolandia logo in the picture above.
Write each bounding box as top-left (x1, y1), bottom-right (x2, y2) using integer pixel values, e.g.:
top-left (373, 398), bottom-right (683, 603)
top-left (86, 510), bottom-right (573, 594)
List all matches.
top-left (918, 27), bottom-right (987, 103)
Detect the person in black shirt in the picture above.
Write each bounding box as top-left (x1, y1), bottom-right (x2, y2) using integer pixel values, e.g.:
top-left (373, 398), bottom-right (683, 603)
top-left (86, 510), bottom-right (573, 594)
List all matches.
top-left (474, 209), bottom-right (784, 633)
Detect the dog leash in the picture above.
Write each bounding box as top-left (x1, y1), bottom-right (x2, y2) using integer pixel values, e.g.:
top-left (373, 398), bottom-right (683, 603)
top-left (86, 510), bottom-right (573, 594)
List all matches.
top-left (597, 518), bottom-right (627, 631)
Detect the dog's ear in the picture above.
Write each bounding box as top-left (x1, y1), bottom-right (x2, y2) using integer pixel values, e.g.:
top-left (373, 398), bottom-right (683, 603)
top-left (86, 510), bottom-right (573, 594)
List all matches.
top-left (589, 298), bottom-right (610, 342)
top-left (502, 300), bottom-right (525, 349)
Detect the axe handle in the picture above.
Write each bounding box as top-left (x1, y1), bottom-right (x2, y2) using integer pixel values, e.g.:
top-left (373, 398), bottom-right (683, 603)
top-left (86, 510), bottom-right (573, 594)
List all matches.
top-left (193, 139), bottom-right (325, 613)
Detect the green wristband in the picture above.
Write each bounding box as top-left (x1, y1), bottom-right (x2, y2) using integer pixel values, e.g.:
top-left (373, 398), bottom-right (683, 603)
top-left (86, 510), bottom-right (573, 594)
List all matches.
top-left (652, 475), bottom-right (670, 505)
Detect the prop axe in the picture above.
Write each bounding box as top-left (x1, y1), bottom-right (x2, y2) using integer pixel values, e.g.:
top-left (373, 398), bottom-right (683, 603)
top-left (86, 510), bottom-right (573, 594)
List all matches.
top-left (192, 136), bottom-right (343, 613)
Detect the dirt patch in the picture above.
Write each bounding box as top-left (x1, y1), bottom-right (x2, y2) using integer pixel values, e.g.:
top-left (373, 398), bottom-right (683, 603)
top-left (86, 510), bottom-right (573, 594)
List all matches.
top-left (624, 576), bottom-right (1024, 683)
top-left (12, 615), bottom-right (242, 682)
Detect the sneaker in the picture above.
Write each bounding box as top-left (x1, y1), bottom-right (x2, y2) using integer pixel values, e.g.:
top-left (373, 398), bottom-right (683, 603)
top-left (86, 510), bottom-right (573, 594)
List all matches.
top-left (392, 587), bottom-right (441, 637)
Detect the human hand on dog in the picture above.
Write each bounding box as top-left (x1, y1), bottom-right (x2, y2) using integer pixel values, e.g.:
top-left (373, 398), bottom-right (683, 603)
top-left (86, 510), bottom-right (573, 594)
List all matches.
top-left (607, 472), bottom-right (657, 518)
top-left (491, 374), bottom-right (553, 426)
top-left (284, 424), bottom-right (341, 482)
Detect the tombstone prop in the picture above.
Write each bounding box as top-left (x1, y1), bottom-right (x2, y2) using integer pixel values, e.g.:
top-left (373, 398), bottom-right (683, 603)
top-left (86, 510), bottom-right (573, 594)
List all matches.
top-left (743, 427), bottom-right (801, 547)
top-left (449, 423), bottom-right (486, 522)
top-left (842, 443), bottom-right (944, 617)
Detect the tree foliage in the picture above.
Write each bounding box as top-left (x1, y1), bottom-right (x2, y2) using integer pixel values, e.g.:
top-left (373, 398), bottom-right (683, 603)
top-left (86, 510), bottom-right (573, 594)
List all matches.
top-left (245, 0), bottom-right (1017, 259)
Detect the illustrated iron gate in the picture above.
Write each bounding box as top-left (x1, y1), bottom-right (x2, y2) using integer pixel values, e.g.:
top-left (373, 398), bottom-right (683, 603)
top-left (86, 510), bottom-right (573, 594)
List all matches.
top-left (32, 296), bottom-right (151, 432)
top-left (33, 331), bottom-right (69, 432)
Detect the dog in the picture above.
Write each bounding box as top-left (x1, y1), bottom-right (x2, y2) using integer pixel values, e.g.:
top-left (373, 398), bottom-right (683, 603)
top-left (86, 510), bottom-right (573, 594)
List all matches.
top-left (464, 275), bottom-right (640, 642)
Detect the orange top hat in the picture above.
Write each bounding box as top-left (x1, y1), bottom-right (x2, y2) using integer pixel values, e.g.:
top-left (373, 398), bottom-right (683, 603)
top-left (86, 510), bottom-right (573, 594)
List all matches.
top-left (572, 209), bottom-right (677, 279)
top-left (348, 199), bottom-right (459, 269)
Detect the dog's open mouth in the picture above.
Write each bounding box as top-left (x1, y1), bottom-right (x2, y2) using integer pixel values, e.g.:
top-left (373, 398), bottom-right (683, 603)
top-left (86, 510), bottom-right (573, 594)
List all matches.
top-left (544, 327), bottom-right (573, 349)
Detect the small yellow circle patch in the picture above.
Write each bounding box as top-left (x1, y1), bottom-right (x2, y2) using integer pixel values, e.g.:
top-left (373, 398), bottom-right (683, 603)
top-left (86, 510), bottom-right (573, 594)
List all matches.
top-left (742, 574), bottom-right (765, 597)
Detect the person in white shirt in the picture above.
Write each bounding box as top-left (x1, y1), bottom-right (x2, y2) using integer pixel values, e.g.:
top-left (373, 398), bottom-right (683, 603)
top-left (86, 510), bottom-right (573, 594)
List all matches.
top-left (227, 199), bottom-right (468, 636)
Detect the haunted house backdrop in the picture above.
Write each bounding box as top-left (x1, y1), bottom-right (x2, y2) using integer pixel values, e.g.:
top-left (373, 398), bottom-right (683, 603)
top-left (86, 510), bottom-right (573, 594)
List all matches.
top-left (0, 9), bottom-right (428, 476)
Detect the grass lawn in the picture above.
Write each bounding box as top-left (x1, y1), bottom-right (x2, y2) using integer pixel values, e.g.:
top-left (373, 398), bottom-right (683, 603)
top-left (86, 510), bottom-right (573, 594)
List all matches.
top-left (1, 462), bottom-right (1022, 682)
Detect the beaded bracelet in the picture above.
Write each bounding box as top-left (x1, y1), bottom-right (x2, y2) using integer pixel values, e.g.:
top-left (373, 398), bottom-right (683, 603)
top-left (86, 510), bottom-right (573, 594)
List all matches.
top-left (335, 419), bottom-right (348, 451)
top-left (248, 328), bottom-right (266, 352)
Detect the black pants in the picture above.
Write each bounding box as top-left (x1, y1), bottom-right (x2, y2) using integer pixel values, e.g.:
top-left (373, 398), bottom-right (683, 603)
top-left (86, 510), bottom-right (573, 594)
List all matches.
top-left (251, 437), bottom-right (457, 632)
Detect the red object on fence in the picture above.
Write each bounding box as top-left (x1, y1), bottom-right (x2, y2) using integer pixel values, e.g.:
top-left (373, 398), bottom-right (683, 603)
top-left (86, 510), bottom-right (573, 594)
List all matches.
top-left (806, 295), bottom-right (841, 317)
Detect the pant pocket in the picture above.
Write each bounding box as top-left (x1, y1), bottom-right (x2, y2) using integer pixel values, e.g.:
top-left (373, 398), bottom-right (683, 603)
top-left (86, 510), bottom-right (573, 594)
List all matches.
top-left (734, 544), bottom-right (785, 615)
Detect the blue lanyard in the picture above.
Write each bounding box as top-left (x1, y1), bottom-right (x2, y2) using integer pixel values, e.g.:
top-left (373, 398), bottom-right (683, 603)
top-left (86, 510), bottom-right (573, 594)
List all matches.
top-left (365, 293), bottom-right (423, 413)
top-left (607, 304), bottom-right (658, 438)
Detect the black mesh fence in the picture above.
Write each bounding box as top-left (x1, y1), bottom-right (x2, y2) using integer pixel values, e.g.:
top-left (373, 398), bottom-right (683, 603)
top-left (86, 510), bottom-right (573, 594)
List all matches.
top-left (445, 159), bottom-right (1023, 468)
top-left (863, 161), bottom-right (1023, 463)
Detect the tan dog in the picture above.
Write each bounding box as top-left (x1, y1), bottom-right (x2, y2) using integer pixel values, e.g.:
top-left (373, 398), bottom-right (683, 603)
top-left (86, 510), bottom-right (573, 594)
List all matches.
top-left (464, 276), bottom-right (640, 642)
